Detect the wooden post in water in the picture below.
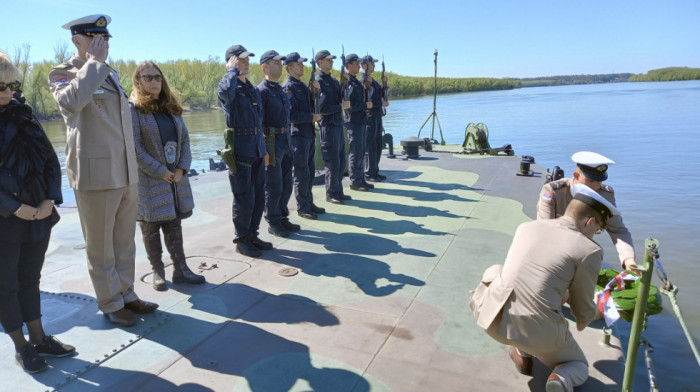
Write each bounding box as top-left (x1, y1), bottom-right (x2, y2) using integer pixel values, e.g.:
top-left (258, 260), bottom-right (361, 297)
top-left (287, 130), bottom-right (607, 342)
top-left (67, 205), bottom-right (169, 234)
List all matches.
top-left (622, 238), bottom-right (659, 391)
top-left (417, 49), bottom-right (445, 145)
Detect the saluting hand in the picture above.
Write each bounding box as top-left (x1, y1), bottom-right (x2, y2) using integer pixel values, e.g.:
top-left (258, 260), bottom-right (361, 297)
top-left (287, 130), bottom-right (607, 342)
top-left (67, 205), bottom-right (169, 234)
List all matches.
top-left (86, 35), bottom-right (109, 63)
top-left (226, 55), bottom-right (239, 70)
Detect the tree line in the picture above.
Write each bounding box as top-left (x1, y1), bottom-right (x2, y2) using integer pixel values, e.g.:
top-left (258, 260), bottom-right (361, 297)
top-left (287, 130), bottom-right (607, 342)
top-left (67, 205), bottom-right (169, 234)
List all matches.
top-left (628, 67), bottom-right (700, 82)
top-left (7, 44), bottom-right (700, 120)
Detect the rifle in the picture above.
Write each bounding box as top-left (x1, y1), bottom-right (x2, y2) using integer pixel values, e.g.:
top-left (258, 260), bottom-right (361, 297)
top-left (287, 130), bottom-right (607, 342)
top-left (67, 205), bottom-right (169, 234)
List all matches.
top-left (340, 45), bottom-right (350, 122)
top-left (381, 54), bottom-right (389, 102)
top-left (363, 52), bottom-right (373, 117)
top-left (310, 48), bottom-right (320, 114)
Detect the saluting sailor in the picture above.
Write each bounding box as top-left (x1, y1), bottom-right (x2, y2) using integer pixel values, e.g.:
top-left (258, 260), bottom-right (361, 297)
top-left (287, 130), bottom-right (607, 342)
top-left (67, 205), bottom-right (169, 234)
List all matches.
top-left (217, 45), bottom-right (271, 258)
top-left (49, 14), bottom-right (158, 328)
top-left (537, 151), bottom-right (637, 272)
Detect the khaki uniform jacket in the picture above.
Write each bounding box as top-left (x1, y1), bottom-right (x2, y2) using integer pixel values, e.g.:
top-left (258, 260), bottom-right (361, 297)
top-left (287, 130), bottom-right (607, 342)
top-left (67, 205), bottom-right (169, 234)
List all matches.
top-left (49, 55), bottom-right (137, 190)
top-left (537, 177), bottom-right (635, 267)
top-left (470, 217), bottom-right (603, 349)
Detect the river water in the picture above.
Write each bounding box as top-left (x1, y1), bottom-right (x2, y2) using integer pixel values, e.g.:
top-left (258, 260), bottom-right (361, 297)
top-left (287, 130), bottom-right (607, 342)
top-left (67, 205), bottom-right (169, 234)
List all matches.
top-left (42, 80), bottom-right (700, 389)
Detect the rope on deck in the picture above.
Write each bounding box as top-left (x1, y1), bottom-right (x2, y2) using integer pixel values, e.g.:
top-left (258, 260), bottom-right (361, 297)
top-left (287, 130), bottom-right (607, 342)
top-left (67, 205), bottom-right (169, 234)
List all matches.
top-left (654, 257), bottom-right (700, 368)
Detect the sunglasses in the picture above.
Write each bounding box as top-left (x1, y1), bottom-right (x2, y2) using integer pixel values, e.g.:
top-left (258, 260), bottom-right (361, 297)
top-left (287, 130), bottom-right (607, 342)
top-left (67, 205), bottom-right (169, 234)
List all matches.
top-left (0, 81), bottom-right (21, 92)
top-left (140, 74), bottom-right (163, 82)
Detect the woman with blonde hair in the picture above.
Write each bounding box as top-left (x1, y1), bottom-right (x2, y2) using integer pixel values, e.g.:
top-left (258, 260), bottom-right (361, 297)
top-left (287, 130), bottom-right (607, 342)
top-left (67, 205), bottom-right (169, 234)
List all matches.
top-left (130, 61), bottom-right (205, 290)
top-left (0, 51), bottom-right (75, 372)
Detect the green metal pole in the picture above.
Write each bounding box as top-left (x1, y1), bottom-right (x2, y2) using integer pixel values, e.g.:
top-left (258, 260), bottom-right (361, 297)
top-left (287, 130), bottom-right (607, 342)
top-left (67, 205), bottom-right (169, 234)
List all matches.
top-left (622, 238), bottom-right (658, 392)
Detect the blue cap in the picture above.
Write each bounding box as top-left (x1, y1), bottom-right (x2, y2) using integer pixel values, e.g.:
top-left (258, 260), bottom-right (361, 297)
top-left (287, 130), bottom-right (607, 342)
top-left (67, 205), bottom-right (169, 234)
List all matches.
top-left (260, 50), bottom-right (286, 65)
top-left (283, 52), bottom-right (307, 65)
top-left (315, 50), bottom-right (336, 61)
top-left (225, 45), bottom-right (254, 62)
top-left (345, 53), bottom-right (359, 64)
top-left (361, 55), bottom-right (378, 65)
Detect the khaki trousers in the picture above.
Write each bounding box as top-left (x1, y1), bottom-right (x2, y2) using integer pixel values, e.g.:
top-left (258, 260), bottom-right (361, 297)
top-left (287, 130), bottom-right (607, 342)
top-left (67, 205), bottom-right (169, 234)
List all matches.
top-left (486, 321), bottom-right (588, 392)
top-left (74, 185), bottom-right (139, 313)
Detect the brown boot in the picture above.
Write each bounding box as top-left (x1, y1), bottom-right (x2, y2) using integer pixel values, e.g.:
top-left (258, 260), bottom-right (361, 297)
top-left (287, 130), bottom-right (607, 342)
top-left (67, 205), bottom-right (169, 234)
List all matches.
top-left (140, 222), bottom-right (167, 290)
top-left (163, 220), bottom-right (205, 285)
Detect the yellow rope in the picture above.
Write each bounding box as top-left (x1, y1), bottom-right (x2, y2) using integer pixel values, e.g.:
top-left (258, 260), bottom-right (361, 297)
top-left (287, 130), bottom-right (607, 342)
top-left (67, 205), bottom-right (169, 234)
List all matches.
top-left (660, 286), bottom-right (700, 367)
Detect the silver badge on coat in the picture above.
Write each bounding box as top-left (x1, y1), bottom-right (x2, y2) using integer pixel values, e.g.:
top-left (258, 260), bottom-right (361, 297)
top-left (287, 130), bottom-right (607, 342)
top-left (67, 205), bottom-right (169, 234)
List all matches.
top-left (164, 141), bottom-right (177, 165)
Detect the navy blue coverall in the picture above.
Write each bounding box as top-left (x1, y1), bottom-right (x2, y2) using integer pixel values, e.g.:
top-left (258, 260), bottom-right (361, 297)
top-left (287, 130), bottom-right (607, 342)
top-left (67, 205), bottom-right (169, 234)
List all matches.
top-left (217, 68), bottom-right (266, 242)
top-left (258, 79), bottom-right (292, 225)
top-left (345, 74), bottom-right (368, 186)
top-left (316, 71), bottom-right (345, 199)
top-left (283, 75), bottom-right (317, 214)
top-left (360, 75), bottom-right (383, 179)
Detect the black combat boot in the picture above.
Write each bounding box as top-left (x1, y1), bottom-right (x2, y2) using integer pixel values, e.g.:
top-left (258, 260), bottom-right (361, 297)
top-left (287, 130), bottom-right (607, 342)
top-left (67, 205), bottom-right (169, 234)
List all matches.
top-left (163, 220), bottom-right (205, 285)
top-left (140, 222), bottom-right (167, 291)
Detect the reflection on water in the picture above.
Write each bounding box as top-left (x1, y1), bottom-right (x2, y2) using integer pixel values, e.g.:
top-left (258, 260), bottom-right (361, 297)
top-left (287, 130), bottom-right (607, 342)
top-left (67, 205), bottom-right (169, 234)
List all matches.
top-left (42, 81), bottom-right (700, 389)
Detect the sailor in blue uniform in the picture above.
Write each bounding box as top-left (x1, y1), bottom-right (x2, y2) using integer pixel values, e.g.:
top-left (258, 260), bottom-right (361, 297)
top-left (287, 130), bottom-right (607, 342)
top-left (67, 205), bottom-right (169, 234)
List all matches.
top-left (258, 50), bottom-right (299, 238)
top-left (359, 55), bottom-right (386, 182)
top-left (315, 50), bottom-right (351, 204)
top-left (282, 52), bottom-right (326, 220)
top-left (217, 44), bottom-right (271, 258)
top-left (344, 53), bottom-right (373, 192)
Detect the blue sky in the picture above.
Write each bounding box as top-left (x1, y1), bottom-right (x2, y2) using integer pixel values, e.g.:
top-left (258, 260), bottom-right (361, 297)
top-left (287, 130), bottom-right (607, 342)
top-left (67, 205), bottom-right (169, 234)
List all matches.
top-left (2, 0), bottom-right (699, 78)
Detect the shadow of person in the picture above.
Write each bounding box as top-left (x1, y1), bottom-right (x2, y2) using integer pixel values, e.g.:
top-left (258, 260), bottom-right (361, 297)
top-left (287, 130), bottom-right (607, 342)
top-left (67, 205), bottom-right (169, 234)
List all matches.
top-left (319, 213), bottom-right (448, 236)
top-left (347, 197), bottom-right (468, 218)
top-left (261, 249), bottom-right (426, 297)
top-left (17, 287), bottom-right (371, 391)
top-left (295, 230), bottom-right (435, 257)
top-left (391, 179), bottom-right (483, 192)
top-left (369, 187), bottom-right (477, 205)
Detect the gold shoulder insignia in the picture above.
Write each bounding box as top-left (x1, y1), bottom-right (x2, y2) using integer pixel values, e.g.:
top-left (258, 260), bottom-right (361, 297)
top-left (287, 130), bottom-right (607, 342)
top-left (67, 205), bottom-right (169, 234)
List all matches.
top-left (53, 63), bottom-right (73, 70)
top-left (599, 184), bottom-right (614, 193)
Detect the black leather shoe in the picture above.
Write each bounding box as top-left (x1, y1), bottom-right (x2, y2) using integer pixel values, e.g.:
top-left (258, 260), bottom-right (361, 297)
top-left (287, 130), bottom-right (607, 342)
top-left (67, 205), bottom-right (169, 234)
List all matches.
top-left (350, 184), bottom-right (369, 192)
top-left (281, 219), bottom-right (301, 232)
top-left (268, 223), bottom-right (290, 237)
top-left (124, 299), bottom-right (159, 314)
top-left (326, 196), bottom-right (344, 205)
top-left (366, 176), bottom-right (382, 182)
top-left (340, 194), bottom-right (352, 200)
top-left (298, 210), bottom-right (317, 220)
top-left (310, 204), bottom-right (326, 214)
top-left (250, 236), bottom-right (273, 250)
top-left (236, 240), bottom-right (262, 257)
top-left (104, 308), bottom-right (135, 327)
top-left (362, 181), bottom-right (375, 189)
top-left (377, 174), bottom-right (387, 180)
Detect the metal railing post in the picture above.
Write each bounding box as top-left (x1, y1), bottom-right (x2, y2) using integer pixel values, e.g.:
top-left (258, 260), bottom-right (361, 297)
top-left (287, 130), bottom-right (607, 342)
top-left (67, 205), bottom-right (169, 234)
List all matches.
top-left (622, 238), bottom-right (659, 391)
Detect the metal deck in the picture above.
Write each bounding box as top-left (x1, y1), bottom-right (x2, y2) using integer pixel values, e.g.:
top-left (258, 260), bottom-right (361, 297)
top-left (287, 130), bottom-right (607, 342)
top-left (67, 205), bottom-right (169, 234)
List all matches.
top-left (0, 147), bottom-right (623, 391)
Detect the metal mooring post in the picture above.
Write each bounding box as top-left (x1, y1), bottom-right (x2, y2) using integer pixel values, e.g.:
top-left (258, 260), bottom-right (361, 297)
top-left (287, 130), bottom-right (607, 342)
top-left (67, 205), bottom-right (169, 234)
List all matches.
top-left (622, 238), bottom-right (659, 392)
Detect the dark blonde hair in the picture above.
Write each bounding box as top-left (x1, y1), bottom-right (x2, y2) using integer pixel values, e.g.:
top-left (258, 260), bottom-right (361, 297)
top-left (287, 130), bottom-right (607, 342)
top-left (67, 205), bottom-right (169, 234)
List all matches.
top-left (131, 61), bottom-right (182, 116)
top-left (0, 51), bottom-right (21, 82)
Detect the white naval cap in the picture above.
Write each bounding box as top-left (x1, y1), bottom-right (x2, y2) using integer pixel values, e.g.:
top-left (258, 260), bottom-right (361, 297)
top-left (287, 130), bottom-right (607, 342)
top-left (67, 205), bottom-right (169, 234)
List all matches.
top-left (571, 151), bottom-right (615, 181)
top-left (571, 183), bottom-right (620, 222)
top-left (62, 14), bottom-right (112, 37)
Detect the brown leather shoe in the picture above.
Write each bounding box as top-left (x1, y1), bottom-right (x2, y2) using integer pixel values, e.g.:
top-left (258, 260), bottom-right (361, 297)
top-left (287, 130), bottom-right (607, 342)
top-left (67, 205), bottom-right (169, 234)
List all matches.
top-left (545, 373), bottom-right (567, 392)
top-left (509, 346), bottom-right (533, 376)
top-left (124, 299), bottom-right (159, 314)
top-left (104, 308), bottom-right (135, 327)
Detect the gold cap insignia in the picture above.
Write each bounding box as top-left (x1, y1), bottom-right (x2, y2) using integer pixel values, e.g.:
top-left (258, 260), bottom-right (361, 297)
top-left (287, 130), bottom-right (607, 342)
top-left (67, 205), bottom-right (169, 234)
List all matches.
top-left (96, 16), bottom-right (107, 27)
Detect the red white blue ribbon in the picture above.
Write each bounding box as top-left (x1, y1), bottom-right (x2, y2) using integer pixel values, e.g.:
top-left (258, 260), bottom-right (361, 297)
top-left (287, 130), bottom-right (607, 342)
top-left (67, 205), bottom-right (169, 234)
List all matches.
top-left (596, 271), bottom-right (638, 326)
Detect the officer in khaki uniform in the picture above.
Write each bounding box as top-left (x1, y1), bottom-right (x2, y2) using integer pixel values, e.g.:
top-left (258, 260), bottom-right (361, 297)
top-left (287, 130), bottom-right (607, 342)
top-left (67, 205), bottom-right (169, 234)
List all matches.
top-left (49, 15), bottom-right (157, 327)
top-left (537, 151), bottom-right (637, 271)
top-left (470, 184), bottom-right (619, 392)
